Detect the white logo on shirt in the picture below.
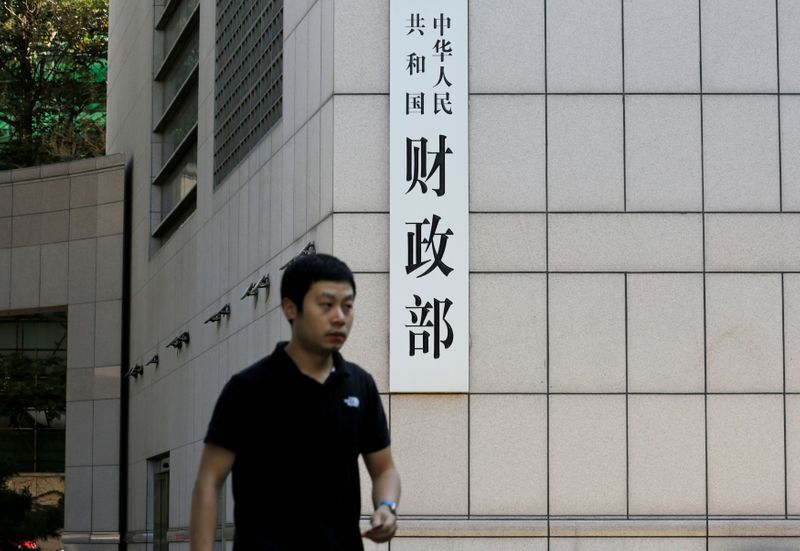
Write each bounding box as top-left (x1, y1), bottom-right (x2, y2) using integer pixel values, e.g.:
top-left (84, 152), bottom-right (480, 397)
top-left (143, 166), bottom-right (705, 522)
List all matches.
top-left (344, 396), bottom-right (360, 408)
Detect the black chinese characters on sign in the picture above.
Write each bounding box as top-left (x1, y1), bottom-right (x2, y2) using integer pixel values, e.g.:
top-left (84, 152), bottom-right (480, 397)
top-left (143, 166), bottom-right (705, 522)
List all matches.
top-left (399, 10), bottom-right (459, 361)
top-left (405, 295), bottom-right (454, 358)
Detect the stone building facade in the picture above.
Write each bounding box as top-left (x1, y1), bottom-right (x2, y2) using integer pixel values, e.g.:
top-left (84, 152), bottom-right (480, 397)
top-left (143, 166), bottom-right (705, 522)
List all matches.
top-left (0, 156), bottom-right (126, 549)
top-left (3, 0), bottom-right (800, 549)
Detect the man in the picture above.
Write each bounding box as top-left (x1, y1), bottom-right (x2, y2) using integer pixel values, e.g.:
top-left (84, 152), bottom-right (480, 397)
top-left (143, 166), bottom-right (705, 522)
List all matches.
top-left (190, 254), bottom-right (401, 550)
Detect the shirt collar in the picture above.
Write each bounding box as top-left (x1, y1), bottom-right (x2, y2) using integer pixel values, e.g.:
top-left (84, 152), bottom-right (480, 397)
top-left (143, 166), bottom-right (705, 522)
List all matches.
top-left (273, 341), bottom-right (351, 380)
top-left (332, 348), bottom-right (350, 377)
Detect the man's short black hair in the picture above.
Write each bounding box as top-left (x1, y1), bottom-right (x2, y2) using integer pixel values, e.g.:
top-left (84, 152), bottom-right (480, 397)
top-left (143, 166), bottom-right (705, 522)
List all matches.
top-left (280, 253), bottom-right (356, 312)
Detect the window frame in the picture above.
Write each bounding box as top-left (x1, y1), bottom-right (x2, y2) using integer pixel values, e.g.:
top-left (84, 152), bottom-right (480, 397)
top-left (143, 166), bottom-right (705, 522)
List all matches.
top-left (0, 311), bottom-right (67, 474)
top-left (151, 0), bottom-right (200, 238)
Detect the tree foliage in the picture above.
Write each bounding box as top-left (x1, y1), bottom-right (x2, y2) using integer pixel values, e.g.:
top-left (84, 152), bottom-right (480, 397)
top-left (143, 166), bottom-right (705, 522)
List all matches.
top-left (0, 353), bottom-right (66, 428)
top-left (0, 353), bottom-right (65, 542)
top-left (0, 460), bottom-right (63, 543)
top-left (0, 0), bottom-right (108, 169)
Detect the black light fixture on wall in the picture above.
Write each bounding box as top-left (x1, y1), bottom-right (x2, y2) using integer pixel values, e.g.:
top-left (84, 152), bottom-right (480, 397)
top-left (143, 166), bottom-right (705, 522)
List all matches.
top-left (166, 332), bottom-right (190, 350)
top-left (240, 282), bottom-right (258, 299)
top-left (125, 364), bottom-right (144, 379)
top-left (204, 303), bottom-right (231, 324)
top-left (280, 241), bottom-right (315, 270)
top-left (241, 274), bottom-right (271, 301)
top-left (257, 274), bottom-right (270, 302)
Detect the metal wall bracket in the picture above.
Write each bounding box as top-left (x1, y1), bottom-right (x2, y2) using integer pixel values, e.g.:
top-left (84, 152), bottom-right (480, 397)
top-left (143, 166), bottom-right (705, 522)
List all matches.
top-left (204, 303), bottom-right (231, 324)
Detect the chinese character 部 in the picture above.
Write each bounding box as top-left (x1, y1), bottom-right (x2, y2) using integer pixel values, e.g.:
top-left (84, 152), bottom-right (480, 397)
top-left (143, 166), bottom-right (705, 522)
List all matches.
top-left (405, 295), bottom-right (454, 358)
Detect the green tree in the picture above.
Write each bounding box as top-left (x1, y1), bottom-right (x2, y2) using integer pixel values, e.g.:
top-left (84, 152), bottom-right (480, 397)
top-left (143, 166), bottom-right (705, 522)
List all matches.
top-left (0, 459), bottom-right (63, 544)
top-left (0, 0), bottom-right (108, 169)
top-left (0, 353), bottom-right (66, 428)
top-left (0, 353), bottom-right (66, 543)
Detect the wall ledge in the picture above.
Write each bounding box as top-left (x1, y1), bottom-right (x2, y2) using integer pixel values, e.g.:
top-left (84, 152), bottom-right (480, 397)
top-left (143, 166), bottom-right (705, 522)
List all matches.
top-left (146, 517), bottom-right (800, 541)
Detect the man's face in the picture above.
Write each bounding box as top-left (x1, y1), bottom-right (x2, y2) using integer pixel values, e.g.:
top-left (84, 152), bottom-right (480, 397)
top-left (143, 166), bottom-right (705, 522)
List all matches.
top-left (289, 280), bottom-right (355, 354)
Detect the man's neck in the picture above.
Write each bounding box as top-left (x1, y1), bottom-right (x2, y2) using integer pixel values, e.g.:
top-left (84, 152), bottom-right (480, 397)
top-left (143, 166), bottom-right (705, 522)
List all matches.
top-left (284, 340), bottom-right (334, 383)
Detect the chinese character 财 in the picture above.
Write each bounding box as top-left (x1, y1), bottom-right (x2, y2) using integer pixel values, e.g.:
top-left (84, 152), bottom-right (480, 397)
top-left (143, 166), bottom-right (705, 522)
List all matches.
top-left (405, 134), bottom-right (452, 197)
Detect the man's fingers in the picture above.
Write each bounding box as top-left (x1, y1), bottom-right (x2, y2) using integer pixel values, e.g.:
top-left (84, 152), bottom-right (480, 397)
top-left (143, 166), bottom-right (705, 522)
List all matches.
top-left (362, 518), bottom-right (384, 537)
top-left (363, 509), bottom-right (397, 542)
top-left (364, 523), bottom-right (396, 543)
top-left (366, 522), bottom-right (383, 532)
top-left (362, 527), bottom-right (386, 540)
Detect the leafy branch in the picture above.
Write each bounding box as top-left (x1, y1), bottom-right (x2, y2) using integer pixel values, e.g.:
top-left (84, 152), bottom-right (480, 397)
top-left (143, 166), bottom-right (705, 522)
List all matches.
top-left (0, 353), bottom-right (66, 428)
top-left (0, 0), bottom-right (108, 168)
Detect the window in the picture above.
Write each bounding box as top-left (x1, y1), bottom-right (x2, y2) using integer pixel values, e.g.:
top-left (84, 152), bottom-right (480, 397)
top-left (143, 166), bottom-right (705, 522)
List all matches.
top-left (0, 312), bottom-right (67, 474)
top-left (152, 0), bottom-right (200, 237)
top-left (214, 0), bottom-right (283, 187)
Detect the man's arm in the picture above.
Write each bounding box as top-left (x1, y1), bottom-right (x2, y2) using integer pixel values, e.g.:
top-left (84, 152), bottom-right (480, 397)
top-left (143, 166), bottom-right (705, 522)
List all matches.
top-left (362, 446), bottom-right (401, 543)
top-left (190, 443), bottom-right (235, 551)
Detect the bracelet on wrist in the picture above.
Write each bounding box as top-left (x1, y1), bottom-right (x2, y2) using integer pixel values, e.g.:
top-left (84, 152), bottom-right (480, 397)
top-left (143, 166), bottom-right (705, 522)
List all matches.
top-left (377, 500), bottom-right (398, 516)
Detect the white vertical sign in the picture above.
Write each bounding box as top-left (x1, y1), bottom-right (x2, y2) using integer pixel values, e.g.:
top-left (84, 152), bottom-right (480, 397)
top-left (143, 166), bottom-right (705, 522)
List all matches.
top-left (389, 0), bottom-right (469, 392)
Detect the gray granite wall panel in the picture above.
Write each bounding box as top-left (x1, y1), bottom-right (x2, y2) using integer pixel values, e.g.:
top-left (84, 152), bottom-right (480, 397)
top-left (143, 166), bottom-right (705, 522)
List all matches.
top-left (0, 156), bottom-right (126, 548)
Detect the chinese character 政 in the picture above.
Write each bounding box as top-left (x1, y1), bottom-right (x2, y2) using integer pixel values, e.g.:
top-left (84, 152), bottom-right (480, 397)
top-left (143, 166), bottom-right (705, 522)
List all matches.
top-left (406, 214), bottom-right (454, 277)
top-left (405, 295), bottom-right (454, 359)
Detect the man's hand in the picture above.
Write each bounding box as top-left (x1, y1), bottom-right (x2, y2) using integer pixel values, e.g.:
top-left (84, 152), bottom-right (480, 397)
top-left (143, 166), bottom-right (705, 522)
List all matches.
top-left (362, 446), bottom-right (401, 544)
top-left (362, 504), bottom-right (397, 542)
top-left (362, 447), bottom-right (400, 543)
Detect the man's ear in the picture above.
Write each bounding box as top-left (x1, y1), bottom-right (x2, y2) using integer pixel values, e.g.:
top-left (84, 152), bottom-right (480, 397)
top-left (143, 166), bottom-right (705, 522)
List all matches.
top-left (282, 297), bottom-right (297, 324)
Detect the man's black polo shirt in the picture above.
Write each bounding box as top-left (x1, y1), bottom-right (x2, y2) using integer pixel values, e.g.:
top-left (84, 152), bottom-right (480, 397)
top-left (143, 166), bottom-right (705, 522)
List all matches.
top-left (204, 342), bottom-right (390, 551)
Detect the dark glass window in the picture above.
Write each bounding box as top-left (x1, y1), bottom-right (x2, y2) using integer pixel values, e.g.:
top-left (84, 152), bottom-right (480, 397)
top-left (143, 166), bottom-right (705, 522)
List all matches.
top-left (0, 312), bottom-right (67, 474)
top-left (153, 0), bottom-right (199, 236)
